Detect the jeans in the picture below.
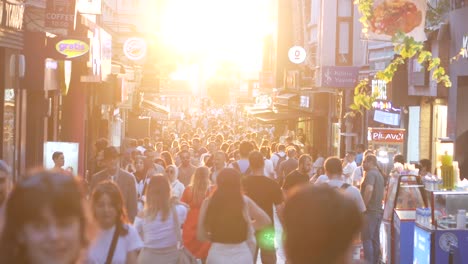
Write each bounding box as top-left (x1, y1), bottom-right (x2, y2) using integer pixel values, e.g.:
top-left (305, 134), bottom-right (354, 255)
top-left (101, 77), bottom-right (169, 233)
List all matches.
top-left (362, 211), bottom-right (383, 264)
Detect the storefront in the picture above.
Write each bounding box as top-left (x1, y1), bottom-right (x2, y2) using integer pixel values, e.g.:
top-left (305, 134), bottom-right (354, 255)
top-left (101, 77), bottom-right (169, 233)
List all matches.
top-left (0, 0), bottom-right (24, 179)
top-left (448, 6), bottom-right (468, 179)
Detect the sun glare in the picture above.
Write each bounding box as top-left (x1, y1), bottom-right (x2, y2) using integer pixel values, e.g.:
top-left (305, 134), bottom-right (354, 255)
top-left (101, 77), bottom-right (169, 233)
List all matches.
top-left (158, 0), bottom-right (273, 73)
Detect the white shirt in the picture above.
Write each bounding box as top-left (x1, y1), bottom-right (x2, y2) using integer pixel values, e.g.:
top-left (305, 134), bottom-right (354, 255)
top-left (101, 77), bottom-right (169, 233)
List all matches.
top-left (314, 174), bottom-right (329, 185)
top-left (312, 157), bottom-right (325, 174)
top-left (87, 224), bottom-right (143, 264)
top-left (352, 166), bottom-right (364, 186)
top-left (134, 204), bottom-right (188, 249)
top-left (270, 152), bottom-right (286, 168)
top-left (171, 180), bottom-right (185, 199)
top-left (326, 179), bottom-right (366, 213)
top-left (264, 159), bottom-right (275, 179)
top-left (343, 161), bottom-right (357, 184)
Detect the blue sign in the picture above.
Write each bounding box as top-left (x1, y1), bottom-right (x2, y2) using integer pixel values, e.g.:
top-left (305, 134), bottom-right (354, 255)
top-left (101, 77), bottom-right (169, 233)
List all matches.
top-left (321, 66), bottom-right (359, 88)
top-left (413, 226), bottom-right (431, 264)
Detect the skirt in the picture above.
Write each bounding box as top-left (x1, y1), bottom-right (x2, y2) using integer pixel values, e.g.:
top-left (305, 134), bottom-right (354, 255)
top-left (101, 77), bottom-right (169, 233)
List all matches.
top-left (138, 246), bottom-right (180, 264)
top-left (206, 242), bottom-right (253, 264)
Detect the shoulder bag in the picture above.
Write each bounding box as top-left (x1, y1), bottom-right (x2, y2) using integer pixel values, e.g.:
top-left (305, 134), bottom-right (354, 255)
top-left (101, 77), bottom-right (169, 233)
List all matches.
top-left (172, 206), bottom-right (199, 264)
top-left (105, 226), bottom-right (120, 264)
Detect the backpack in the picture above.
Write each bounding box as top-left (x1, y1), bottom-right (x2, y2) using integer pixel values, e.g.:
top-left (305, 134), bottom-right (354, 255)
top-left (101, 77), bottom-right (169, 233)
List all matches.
top-left (274, 153), bottom-right (287, 174)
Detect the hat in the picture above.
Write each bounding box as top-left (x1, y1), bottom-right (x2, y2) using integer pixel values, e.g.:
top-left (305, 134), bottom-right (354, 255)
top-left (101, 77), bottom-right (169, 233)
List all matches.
top-left (103, 146), bottom-right (120, 161)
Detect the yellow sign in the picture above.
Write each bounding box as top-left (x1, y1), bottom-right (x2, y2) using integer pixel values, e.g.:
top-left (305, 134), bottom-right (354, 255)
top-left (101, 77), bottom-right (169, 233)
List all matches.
top-left (55, 39), bottom-right (89, 59)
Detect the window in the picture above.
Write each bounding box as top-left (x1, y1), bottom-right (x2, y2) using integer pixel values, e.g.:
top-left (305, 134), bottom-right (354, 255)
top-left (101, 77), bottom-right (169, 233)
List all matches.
top-left (310, 0), bottom-right (321, 25)
top-left (336, 0), bottom-right (353, 65)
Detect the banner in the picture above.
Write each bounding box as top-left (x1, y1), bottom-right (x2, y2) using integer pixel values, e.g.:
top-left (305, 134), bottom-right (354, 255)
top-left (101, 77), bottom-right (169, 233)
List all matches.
top-left (76, 0), bottom-right (102, 15)
top-left (45, 0), bottom-right (75, 29)
top-left (367, 0), bottom-right (427, 42)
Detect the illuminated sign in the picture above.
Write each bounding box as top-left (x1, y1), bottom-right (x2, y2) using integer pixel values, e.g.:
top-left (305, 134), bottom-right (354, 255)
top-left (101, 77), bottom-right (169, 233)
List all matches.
top-left (255, 94), bottom-right (272, 108)
top-left (55, 39), bottom-right (89, 59)
top-left (1, 1), bottom-right (25, 30)
top-left (368, 128), bottom-right (405, 143)
top-left (123, 38), bottom-right (147, 61)
top-left (372, 79), bottom-right (388, 100)
top-left (288, 46), bottom-right (306, 64)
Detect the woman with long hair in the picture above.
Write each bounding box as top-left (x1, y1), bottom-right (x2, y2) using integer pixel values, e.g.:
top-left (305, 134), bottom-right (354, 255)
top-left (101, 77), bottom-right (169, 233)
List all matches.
top-left (160, 151), bottom-right (174, 167)
top-left (134, 175), bottom-right (188, 264)
top-left (197, 168), bottom-right (271, 264)
top-left (180, 167), bottom-right (213, 261)
top-left (0, 171), bottom-right (91, 264)
top-left (88, 181), bottom-right (143, 264)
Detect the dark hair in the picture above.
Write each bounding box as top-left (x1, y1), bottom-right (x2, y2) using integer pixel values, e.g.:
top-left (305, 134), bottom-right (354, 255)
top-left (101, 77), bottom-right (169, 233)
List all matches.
top-left (204, 168), bottom-right (247, 243)
top-left (0, 171), bottom-right (90, 263)
top-left (324, 157), bottom-right (343, 176)
top-left (52, 151), bottom-right (63, 161)
top-left (95, 138), bottom-right (109, 151)
top-left (239, 141), bottom-right (254, 157)
top-left (249, 151), bottom-right (265, 170)
top-left (277, 144), bottom-right (286, 152)
top-left (91, 181), bottom-right (129, 236)
top-left (154, 158), bottom-right (167, 169)
top-left (284, 185), bottom-right (362, 264)
top-left (260, 146), bottom-right (271, 159)
top-left (364, 154), bottom-right (378, 166)
top-left (160, 151), bottom-right (174, 166)
top-left (393, 154), bottom-right (405, 164)
top-left (298, 154), bottom-right (312, 166)
top-left (419, 159), bottom-right (432, 171)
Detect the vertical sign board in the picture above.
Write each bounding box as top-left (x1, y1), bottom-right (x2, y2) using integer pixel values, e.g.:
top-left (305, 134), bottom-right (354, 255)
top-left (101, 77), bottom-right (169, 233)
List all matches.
top-left (100, 28), bottom-right (112, 81)
top-left (45, 0), bottom-right (75, 29)
top-left (43, 141), bottom-right (79, 176)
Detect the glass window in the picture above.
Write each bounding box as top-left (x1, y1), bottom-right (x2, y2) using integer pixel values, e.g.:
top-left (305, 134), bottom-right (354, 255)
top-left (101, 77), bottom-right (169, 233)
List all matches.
top-left (310, 0), bottom-right (321, 24)
top-left (338, 22), bottom-right (350, 54)
top-left (338, 0), bottom-right (352, 17)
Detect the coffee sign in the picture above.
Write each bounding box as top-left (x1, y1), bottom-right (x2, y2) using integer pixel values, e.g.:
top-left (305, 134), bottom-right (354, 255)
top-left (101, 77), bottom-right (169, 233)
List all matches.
top-left (45, 0), bottom-right (75, 29)
top-left (56, 39), bottom-right (89, 59)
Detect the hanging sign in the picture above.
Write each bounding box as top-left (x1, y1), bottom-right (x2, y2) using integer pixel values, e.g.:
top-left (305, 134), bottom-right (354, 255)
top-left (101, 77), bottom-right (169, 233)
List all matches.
top-left (55, 39), bottom-right (89, 59)
top-left (368, 128), bottom-right (405, 143)
top-left (123, 38), bottom-right (147, 61)
top-left (45, 0), bottom-right (75, 29)
top-left (367, 0), bottom-right (427, 42)
top-left (288, 46), bottom-right (306, 64)
top-left (1, 1), bottom-right (25, 30)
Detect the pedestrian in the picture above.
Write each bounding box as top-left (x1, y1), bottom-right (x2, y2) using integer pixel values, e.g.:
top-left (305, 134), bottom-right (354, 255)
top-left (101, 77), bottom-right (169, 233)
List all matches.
top-left (198, 168), bottom-right (271, 264)
top-left (210, 151), bottom-right (227, 183)
top-left (88, 181), bottom-right (142, 264)
top-left (319, 157), bottom-right (366, 212)
top-left (282, 154), bottom-right (312, 195)
top-left (134, 176), bottom-right (188, 264)
top-left (165, 165), bottom-right (185, 199)
top-left (276, 147), bottom-right (298, 186)
top-left (283, 185), bottom-right (362, 264)
top-left (361, 154), bottom-right (385, 264)
top-left (178, 150), bottom-right (197, 187)
top-left (160, 151), bottom-right (174, 167)
top-left (90, 146), bottom-right (138, 222)
top-left (181, 166), bottom-right (213, 261)
top-left (242, 151), bottom-right (284, 264)
top-left (51, 151), bottom-right (65, 172)
top-left (0, 171), bottom-right (91, 264)
top-left (343, 151), bottom-right (357, 184)
top-left (355, 144), bottom-right (365, 166)
top-left (229, 141), bottom-right (254, 175)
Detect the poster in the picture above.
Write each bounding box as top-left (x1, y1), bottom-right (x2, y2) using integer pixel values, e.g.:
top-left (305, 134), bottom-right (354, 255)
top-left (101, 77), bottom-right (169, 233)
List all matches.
top-left (43, 141), bottom-right (79, 176)
top-left (367, 0), bottom-right (427, 42)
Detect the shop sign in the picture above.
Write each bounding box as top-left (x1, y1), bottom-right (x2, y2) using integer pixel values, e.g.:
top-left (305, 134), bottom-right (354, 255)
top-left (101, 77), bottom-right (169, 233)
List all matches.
top-left (374, 110), bottom-right (400, 126)
top-left (321, 66), bottom-right (359, 88)
top-left (0, 1), bottom-right (25, 30)
top-left (55, 39), bottom-right (89, 59)
top-left (255, 94), bottom-right (272, 108)
top-left (372, 79), bottom-right (388, 100)
top-left (368, 128), bottom-right (405, 143)
top-left (123, 38), bottom-right (147, 61)
top-left (288, 46), bottom-right (306, 64)
top-left (45, 0), bottom-right (75, 29)
top-left (76, 0), bottom-right (102, 15)
top-left (462, 35), bottom-right (468, 59)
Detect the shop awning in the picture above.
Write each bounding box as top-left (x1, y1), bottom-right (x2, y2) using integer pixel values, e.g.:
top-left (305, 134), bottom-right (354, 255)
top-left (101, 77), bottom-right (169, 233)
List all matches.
top-left (275, 93), bottom-right (299, 107)
top-left (254, 110), bottom-right (311, 123)
top-left (140, 100), bottom-right (170, 115)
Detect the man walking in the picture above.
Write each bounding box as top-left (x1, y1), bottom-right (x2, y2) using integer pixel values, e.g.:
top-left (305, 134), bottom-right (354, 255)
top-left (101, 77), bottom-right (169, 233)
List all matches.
top-left (361, 154), bottom-right (385, 264)
top-left (178, 150), bottom-right (196, 186)
top-left (90, 146), bottom-right (138, 222)
top-left (243, 151), bottom-right (283, 264)
top-left (282, 154), bottom-right (312, 194)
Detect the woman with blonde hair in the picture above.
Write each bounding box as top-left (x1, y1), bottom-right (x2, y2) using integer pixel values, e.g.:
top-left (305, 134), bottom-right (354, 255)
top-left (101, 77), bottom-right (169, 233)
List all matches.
top-left (181, 166), bottom-right (213, 261)
top-left (135, 175), bottom-right (188, 264)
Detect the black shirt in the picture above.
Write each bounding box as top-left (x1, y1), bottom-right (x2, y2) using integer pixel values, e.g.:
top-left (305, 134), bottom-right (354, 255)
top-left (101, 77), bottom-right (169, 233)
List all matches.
top-left (242, 175), bottom-right (283, 221)
top-left (282, 170), bottom-right (309, 191)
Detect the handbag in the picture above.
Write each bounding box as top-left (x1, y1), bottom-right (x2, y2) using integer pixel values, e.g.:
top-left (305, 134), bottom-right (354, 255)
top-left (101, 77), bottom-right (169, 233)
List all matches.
top-left (172, 206), bottom-right (199, 264)
top-left (242, 198), bottom-right (257, 259)
top-left (104, 225), bottom-right (120, 264)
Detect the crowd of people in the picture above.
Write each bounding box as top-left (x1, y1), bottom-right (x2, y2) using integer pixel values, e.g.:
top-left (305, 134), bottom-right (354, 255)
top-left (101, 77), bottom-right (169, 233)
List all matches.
top-left (0, 107), bottom-right (411, 264)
